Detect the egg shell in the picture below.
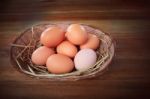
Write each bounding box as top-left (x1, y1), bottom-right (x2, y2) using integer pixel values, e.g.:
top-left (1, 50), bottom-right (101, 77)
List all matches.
top-left (66, 24), bottom-right (88, 45)
top-left (74, 49), bottom-right (97, 71)
top-left (46, 54), bottom-right (74, 74)
top-left (80, 34), bottom-right (100, 50)
top-left (56, 41), bottom-right (78, 58)
top-left (31, 46), bottom-right (55, 65)
top-left (40, 26), bottom-right (65, 47)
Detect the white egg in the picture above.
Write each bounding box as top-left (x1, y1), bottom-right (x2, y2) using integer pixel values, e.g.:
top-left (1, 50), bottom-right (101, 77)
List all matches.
top-left (74, 49), bottom-right (97, 71)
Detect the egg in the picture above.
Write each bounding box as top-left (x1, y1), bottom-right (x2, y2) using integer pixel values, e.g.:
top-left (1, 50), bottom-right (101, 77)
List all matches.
top-left (40, 26), bottom-right (65, 47)
top-left (74, 49), bottom-right (97, 71)
top-left (46, 54), bottom-right (74, 74)
top-left (66, 24), bottom-right (88, 45)
top-left (56, 41), bottom-right (78, 58)
top-left (80, 34), bottom-right (100, 50)
top-left (31, 46), bottom-right (55, 65)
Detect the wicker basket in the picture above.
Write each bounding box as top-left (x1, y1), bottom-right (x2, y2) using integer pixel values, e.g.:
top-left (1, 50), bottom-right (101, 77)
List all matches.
top-left (10, 23), bottom-right (115, 81)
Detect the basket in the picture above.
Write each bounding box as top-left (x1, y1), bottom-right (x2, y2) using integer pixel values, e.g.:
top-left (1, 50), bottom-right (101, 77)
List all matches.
top-left (10, 23), bottom-right (115, 81)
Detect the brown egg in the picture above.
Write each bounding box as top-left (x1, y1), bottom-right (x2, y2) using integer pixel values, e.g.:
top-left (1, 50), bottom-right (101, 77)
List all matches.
top-left (46, 54), bottom-right (74, 74)
top-left (56, 41), bottom-right (78, 58)
top-left (40, 26), bottom-right (65, 47)
top-left (80, 34), bottom-right (100, 50)
top-left (31, 46), bottom-right (55, 65)
top-left (66, 24), bottom-right (88, 45)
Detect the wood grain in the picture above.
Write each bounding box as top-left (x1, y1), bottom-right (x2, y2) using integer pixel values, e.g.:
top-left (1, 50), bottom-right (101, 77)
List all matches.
top-left (0, 0), bottom-right (150, 99)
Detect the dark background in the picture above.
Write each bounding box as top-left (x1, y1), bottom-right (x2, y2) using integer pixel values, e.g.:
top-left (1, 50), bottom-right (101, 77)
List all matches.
top-left (0, 0), bottom-right (150, 99)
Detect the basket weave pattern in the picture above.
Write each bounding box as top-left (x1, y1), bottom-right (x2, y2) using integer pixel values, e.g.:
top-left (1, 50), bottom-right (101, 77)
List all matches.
top-left (10, 23), bottom-right (115, 81)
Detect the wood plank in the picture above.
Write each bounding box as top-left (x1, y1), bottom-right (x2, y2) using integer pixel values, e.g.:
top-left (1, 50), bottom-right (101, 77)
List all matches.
top-left (0, 0), bottom-right (150, 99)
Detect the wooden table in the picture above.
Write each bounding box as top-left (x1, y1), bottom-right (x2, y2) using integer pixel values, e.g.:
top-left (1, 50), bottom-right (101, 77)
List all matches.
top-left (0, 0), bottom-right (150, 99)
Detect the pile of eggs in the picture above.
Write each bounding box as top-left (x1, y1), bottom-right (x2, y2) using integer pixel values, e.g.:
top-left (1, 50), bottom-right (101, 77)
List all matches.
top-left (31, 24), bottom-right (100, 74)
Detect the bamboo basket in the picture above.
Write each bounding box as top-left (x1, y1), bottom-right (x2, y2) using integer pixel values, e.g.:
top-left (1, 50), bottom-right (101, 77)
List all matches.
top-left (10, 23), bottom-right (115, 81)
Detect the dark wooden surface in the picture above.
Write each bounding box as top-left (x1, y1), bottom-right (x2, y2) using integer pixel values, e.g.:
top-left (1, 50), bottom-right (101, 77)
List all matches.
top-left (0, 0), bottom-right (150, 99)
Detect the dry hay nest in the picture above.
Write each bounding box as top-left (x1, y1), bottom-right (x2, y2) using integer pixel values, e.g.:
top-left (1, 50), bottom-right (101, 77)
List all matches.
top-left (10, 23), bottom-right (115, 81)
